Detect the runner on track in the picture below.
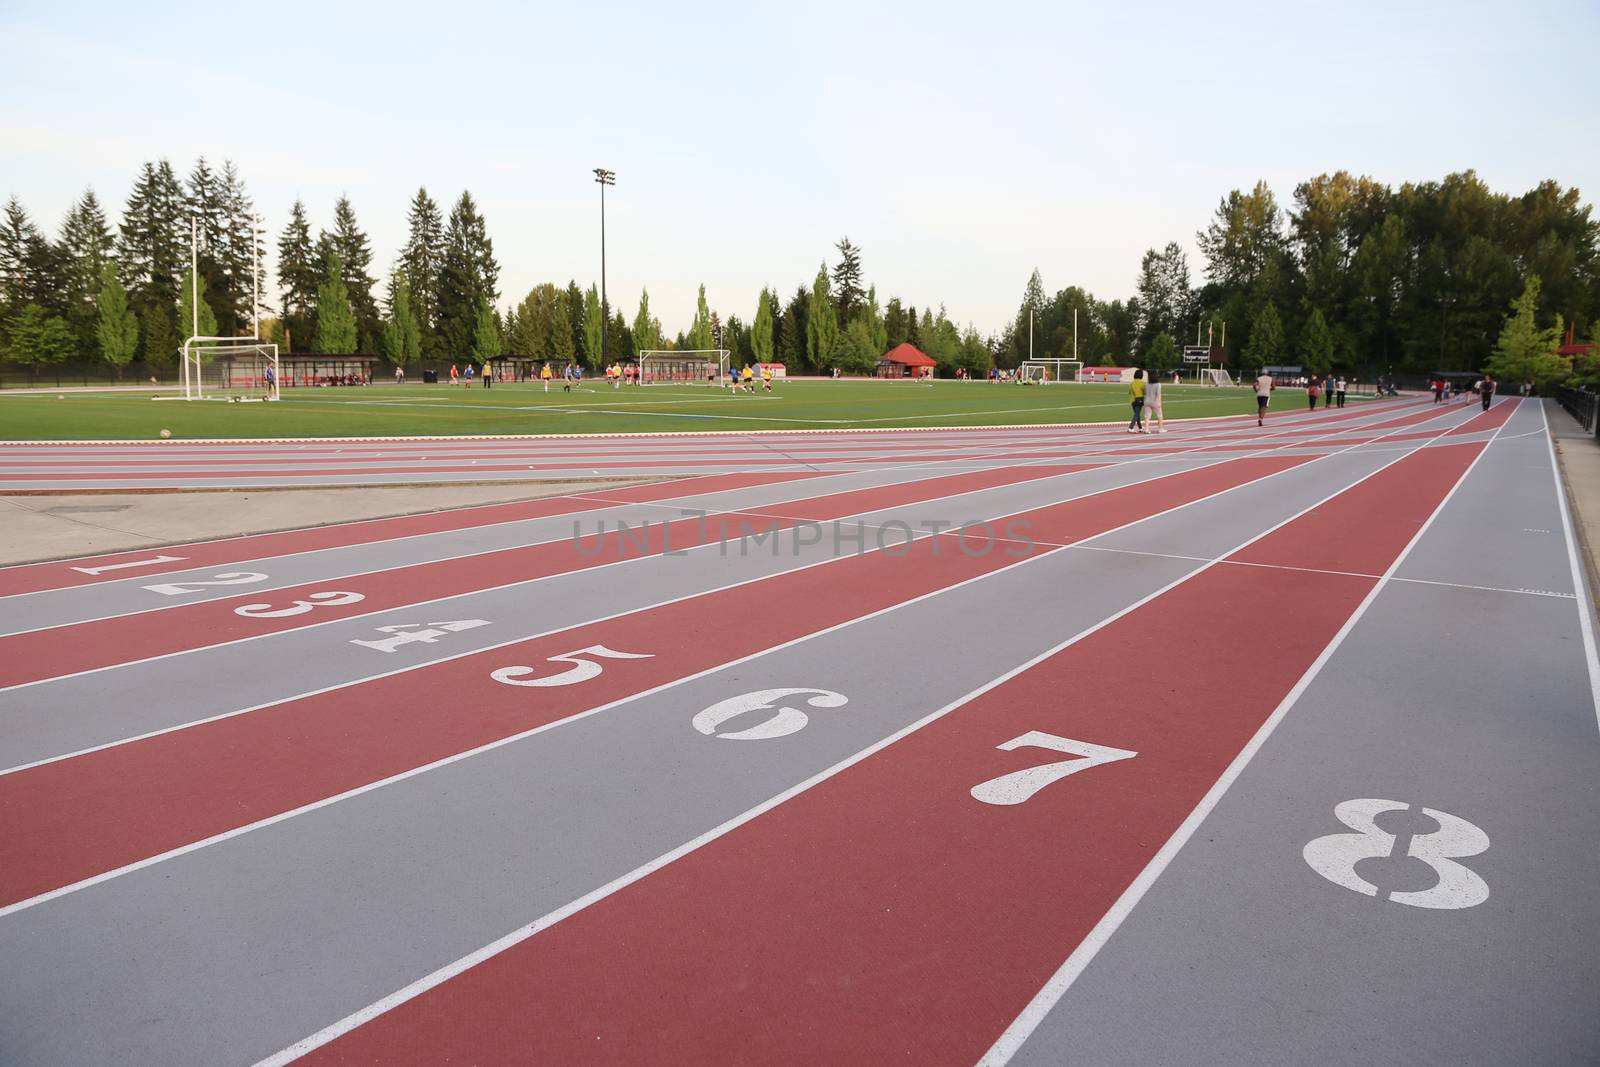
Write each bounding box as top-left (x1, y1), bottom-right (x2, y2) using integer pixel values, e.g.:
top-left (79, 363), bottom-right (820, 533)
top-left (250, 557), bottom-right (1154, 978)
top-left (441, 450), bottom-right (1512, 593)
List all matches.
top-left (1255, 369), bottom-right (1274, 426)
top-left (1479, 374), bottom-right (1495, 411)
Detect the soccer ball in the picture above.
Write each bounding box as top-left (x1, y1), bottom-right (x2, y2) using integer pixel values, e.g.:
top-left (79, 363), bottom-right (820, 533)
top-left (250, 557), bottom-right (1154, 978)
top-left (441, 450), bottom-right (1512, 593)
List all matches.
top-left (159, 429), bottom-right (172, 439)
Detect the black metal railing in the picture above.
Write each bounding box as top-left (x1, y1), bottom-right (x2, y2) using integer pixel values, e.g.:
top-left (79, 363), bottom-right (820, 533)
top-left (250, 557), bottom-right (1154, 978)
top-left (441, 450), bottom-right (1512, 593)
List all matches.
top-left (1556, 387), bottom-right (1600, 436)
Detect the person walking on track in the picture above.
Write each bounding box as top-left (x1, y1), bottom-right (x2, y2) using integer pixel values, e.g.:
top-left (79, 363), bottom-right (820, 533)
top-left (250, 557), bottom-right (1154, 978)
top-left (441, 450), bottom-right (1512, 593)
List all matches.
top-left (1335, 376), bottom-right (1347, 408)
top-left (1255, 369), bottom-right (1274, 426)
top-left (1479, 374), bottom-right (1495, 411)
top-left (1128, 368), bottom-right (1147, 433)
top-left (1306, 376), bottom-right (1320, 411)
top-left (1144, 374), bottom-right (1165, 432)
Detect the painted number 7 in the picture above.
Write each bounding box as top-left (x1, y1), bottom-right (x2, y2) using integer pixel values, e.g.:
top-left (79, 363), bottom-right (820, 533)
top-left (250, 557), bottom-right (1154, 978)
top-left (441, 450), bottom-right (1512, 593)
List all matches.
top-left (970, 730), bottom-right (1138, 806)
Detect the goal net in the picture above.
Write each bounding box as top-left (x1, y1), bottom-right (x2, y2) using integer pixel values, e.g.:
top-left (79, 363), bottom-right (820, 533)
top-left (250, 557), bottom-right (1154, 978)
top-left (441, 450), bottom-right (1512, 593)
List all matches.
top-left (638, 349), bottom-right (728, 385)
top-left (1020, 359), bottom-right (1082, 383)
top-left (1202, 368), bottom-right (1235, 387)
top-left (171, 339), bottom-right (280, 401)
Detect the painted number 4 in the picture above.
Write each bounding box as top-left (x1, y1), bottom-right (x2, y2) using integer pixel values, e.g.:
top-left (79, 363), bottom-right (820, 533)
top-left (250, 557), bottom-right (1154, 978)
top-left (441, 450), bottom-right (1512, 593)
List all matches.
top-left (970, 730), bottom-right (1138, 806)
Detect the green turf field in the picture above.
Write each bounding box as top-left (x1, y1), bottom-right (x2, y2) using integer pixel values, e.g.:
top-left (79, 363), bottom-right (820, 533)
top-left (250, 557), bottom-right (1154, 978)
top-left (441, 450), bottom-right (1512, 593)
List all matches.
top-left (0, 379), bottom-right (1334, 440)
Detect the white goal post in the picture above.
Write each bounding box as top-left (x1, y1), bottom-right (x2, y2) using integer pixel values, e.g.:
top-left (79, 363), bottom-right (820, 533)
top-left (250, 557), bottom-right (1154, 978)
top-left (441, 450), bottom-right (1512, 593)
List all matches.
top-left (637, 349), bottom-right (729, 385)
top-left (1202, 368), bottom-right (1235, 387)
top-left (169, 214), bottom-right (279, 402)
top-left (1020, 359), bottom-right (1083, 383)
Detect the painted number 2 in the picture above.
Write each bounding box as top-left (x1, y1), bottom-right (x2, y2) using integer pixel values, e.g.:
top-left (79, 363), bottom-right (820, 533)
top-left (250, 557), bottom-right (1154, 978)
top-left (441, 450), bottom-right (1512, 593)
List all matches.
top-left (490, 644), bottom-right (653, 687)
top-left (970, 730), bottom-right (1138, 806)
top-left (142, 572), bottom-right (269, 596)
top-left (1302, 798), bottom-right (1489, 910)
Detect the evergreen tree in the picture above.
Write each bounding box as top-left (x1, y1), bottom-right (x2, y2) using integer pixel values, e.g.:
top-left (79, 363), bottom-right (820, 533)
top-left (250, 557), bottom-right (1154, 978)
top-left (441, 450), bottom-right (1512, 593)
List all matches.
top-left (687, 284), bottom-right (713, 350)
top-left (1487, 276), bottom-right (1565, 387)
top-left (864, 285), bottom-right (887, 353)
top-left (381, 270), bottom-right (422, 365)
top-left (632, 288), bottom-right (662, 352)
top-left (321, 196), bottom-right (378, 350)
top-left (4, 303), bottom-right (74, 369)
top-left (471, 297), bottom-right (501, 365)
top-left (564, 280), bottom-right (586, 363)
top-left (435, 191), bottom-right (498, 360)
top-left (0, 196), bottom-right (38, 315)
top-left (1135, 242), bottom-right (1193, 350)
top-left (607, 309), bottom-right (633, 362)
top-left (550, 291), bottom-right (576, 363)
top-left (778, 299), bottom-right (805, 369)
top-left (59, 190), bottom-right (113, 348)
top-left (140, 302), bottom-right (178, 368)
top-left (401, 188), bottom-right (445, 356)
top-left (313, 252), bottom-right (357, 354)
top-left (751, 287), bottom-right (775, 364)
top-left (96, 262), bottom-right (139, 377)
top-left (907, 304), bottom-right (921, 348)
top-left (832, 237), bottom-right (865, 322)
top-left (1009, 270), bottom-right (1046, 359)
top-left (186, 157), bottom-right (224, 259)
top-left (1300, 308), bottom-right (1334, 374)
top-left (806, 265), bottom-right (837, 369)
top-left (884, 297), bottom-right (908, 348)
top-left (1241, 301), bottom-right (1284, 375)
top-left (117, 160), bottom-right (187, 313)
top-left (1145, 331), bottom-right (1179, 376)
top-left (276, 200), bottom-right (318, 352)
top-left (582, 283), bottom-right (603, 368)
top-left (217, 161), bottom-right (260, 337)
top-left (177, 263), bottom-right (219, 340)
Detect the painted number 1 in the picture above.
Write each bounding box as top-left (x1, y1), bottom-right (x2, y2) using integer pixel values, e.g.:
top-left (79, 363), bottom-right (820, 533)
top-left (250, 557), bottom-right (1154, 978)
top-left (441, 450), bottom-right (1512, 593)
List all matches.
top-left (970, 730), bottom-right (1138, 806)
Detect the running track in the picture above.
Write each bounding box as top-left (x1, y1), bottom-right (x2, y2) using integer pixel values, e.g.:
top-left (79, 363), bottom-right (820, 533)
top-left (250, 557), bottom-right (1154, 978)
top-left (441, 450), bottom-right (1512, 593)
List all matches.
top-left (1, 396), bottom-right (1596, 1065)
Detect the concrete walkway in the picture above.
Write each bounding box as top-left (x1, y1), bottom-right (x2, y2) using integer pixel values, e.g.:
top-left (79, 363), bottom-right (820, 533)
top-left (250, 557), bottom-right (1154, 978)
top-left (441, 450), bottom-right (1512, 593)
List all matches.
top-left (1547, 397), bottom-right (1600, 606)
top-left (0, 480), bottom-right (647, 566)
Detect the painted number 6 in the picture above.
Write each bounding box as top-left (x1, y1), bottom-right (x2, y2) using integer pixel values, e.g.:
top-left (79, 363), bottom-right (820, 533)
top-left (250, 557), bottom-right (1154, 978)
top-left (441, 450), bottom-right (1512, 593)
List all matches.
top-left (490, 644), bottom-right (653, 687)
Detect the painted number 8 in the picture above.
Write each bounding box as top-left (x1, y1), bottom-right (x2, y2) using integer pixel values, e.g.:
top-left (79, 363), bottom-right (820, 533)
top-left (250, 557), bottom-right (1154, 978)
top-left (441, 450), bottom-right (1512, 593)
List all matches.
top-left (1302, 798), bottom-right (1489, 910)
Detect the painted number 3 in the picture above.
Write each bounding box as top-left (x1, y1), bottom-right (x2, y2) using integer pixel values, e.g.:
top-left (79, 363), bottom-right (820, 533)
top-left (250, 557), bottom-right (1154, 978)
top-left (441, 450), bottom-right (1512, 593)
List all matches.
top-left (1303, 798), bottom-right (1489, 910)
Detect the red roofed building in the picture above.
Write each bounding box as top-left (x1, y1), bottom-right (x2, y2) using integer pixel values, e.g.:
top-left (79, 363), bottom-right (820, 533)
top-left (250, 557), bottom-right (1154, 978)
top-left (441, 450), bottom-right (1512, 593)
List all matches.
top-left (876, 342), bottom-right (937, 379)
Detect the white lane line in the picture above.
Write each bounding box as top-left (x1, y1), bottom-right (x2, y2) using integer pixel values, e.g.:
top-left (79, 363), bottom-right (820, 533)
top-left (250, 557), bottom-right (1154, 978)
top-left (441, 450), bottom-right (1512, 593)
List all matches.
top-left (0, 425), bottom-right (1416, 918)
top-left (1541, 401), bottom-right (1600, 733)
top-left (0, 405), bottom-right (1433, 761)
top-left (1069, 544), bottom-right (1579, 599)
top-left (251, 402), bottom-right (1462, 1067)
top-left (976, 409), bottom-right (1514, 1067)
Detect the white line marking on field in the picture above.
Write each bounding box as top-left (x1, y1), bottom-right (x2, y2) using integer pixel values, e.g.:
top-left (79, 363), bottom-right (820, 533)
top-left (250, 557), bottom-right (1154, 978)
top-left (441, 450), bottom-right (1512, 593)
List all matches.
top-left (250, 415), bottom-right (1475, 1066)
top-left (975, 408), bottom-right (1514, 1066)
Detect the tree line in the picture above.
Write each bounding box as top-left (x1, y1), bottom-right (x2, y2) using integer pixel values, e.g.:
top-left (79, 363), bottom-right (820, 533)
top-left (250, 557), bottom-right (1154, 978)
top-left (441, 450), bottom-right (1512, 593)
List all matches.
top-left (1, 164), bottom-right (1594, 383)
top-left (1006, 170), bottom-right (1598, 382)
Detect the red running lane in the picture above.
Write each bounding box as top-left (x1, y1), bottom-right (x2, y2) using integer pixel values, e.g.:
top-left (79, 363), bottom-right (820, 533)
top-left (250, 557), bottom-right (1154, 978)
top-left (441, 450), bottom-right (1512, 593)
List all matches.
top-left (0, 471), bottom-right (835, 599)
top-left (303, 438), bottom-right (1483, 1066)
top-left (0, 453), bottom-right (1312, 910)
top-left (0, 465), bottom-right (1094, 688)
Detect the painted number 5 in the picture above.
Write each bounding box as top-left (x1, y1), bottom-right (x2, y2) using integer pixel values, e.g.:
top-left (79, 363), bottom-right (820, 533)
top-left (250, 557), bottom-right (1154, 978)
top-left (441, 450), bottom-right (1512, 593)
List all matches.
top-left (490, 644), bottom-right (653, 687)
top-left (970, 730), bottom-right (1138, 806)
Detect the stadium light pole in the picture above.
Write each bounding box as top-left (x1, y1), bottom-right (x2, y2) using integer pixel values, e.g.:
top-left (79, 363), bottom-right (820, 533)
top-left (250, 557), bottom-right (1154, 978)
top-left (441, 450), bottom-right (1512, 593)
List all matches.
top-left (594, 168), bottom-right (615, 371)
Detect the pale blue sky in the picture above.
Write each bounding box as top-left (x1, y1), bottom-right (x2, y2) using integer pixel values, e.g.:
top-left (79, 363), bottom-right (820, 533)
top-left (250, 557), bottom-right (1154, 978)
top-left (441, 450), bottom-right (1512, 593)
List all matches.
top-left (2, 0), bottom-right (1595, 337)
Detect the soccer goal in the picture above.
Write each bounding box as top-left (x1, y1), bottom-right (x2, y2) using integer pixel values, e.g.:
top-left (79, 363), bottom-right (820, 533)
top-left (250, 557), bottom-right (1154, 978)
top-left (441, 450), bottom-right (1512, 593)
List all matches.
top-left (179, 340), bottom-right (280, 400)
top-left (1201, 368), bottom-right (1235, 387)
top-left (638, 349), bottom-right (728, 385)
top-left (163, 215), bottom-right (279, 401)
top-left (1020, 359), bottom-right (1083, 383)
